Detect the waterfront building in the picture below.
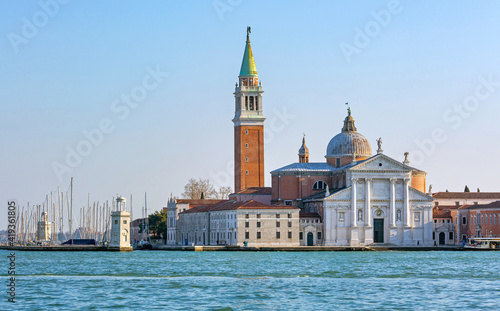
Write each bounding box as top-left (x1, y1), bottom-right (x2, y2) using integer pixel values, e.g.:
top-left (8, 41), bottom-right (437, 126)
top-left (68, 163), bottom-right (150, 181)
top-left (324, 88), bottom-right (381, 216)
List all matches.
top-left (110, 196), bottom-right (131, 248)
top-left (178, 200), bottom-right (299, 247)
top-left (432, 192), bottom-right (500, 206)
top-left (433, 200), bottom-right (500, 245)
top-left (299, 211), bottom-right (323, 246)
top-left (130, 217), bottom-right (147, 244)
top-left (164, 197), bottom-right (226, 245)
top-left (271, 111), bottom-right (434, 246)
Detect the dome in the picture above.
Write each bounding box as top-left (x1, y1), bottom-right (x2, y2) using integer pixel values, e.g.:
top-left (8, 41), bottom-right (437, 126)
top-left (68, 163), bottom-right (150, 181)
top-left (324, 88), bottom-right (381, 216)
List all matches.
top-left (325, 111), bottom-right (372, 159)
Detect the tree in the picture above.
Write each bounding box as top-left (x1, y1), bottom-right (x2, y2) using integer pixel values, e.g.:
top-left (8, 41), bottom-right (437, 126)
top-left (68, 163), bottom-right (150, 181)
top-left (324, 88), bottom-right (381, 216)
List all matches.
top-left (464, 185), bottom-right (470, 192)
top-left (148, 210), bottom-right (168, 243)
top-left (218, 186), bottom-right (233, 199)
top-left (477, 188), bottom-right (481, 192)
top-left (181, 178), bottom-right (217, 199)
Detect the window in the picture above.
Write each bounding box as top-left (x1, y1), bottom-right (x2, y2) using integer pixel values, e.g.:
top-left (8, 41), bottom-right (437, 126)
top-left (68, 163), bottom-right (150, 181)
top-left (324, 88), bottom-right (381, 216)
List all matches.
top-left (257, 231), bottom-right (261, 239)
top-left (474, 202), bottom-right (478, 205)
top-left (245, 143), bottom-right (248, 148)
top-left (257, 221), bottom-right (261, 228)
top-left (414, 213), bottom-right (420, 222)
top-left (249, 96), bottom-right (254, 110)
top-left (312, 181), bottom-right (328, 190)
top-left (299, 232), bottom-right (303, 240)
top-left (245, 213), bottom-right (249, 219)
top-left (288, 231), bottom-right (292, 239)
top-left (257, 213), bottom-right (261, 219)
top-left (455, 201), bottom-right (460, 206)
top-left (435, 202), bottom-right (439, 206)
top-left (336, 158), bottom-right (341, 168)
top-left (288, 213), bottom-right (292, 218)
top-left (245, 170), bottom-right (249, 175)
top-left (115, 220), bottom-right (118, 224)
top-left (245, 157), bottom-right (249, 162)
top-left (284, 200), bottom-right (293, 206)
top-left (433, 232), bottom-right (435, 240)
top-left (276, 214), bottom-right (281, 219)
top-left (462, 235), bottom-right (467, 242)
top-left (462, 216), bottom-right (467, 225)
top-left (447, 219), bottom-right (450, 223)
top-left (434, 219), bottom-right (437, 223)
top-left (449, 232), bottom-right (453, 240)
top-left (245, 130), bottom-right (248, 135)
top-left (318, 232), bottom-right (322, 240)
top-left (276, 221), bottom-right (280, 228)
top-left (276, 231), bottom-right (280, 239)
top-left (245, 222), bottom-right (249, 228)
top-left (288, 221), bottom-right (292, 227)
top-left (245, 231), bottom-right (249, 239)
top-left (123, 220), bottom-right (127, 224)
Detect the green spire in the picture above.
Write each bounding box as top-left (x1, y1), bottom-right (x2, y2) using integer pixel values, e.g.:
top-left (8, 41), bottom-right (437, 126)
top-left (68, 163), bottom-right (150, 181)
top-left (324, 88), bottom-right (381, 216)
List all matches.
top-left (239, 26), bottom-right (258, 77)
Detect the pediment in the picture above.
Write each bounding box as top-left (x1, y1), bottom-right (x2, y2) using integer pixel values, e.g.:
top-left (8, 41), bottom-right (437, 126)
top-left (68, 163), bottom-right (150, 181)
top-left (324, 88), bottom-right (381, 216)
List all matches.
top-left (409, 187), bottom-right (434, 202)
top-left (324, 187), bottom-right (351, 201)
top-left (350, 154), bottom-right (415, 172)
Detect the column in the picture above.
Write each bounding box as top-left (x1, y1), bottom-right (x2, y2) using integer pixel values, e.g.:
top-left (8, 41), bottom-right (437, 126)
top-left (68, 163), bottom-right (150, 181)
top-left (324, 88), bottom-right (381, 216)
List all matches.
top-left (351, 178), bottom-right (358, 227)
top-left (324, 207), bottom-right (331, 245)
top-left (403, 178), bottom-right (410, 227)
top-left (365, 178), bottom-right (372, 227)
top-left (390, 178), bottom-right (396, 227)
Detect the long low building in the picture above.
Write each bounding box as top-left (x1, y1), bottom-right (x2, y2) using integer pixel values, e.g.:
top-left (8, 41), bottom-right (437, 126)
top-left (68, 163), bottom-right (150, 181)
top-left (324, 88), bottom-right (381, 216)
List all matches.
top-left (178, 200), bottom-right (300, 247)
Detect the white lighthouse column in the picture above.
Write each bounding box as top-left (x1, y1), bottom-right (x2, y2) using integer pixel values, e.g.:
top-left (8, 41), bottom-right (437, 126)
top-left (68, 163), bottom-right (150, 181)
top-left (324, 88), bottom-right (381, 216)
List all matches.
top-left (350, 178), bottom-right (359, 245)
top-left (110, 196), bottom-right (132, 251)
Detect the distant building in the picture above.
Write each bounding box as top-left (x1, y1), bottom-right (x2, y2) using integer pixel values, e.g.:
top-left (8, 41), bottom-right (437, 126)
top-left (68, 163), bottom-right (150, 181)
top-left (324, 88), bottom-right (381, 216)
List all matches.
top-left (165, 197), bottom-right (226, 245)
top-left (299, 211), bottom-right (323, 246)
top-left (130, 218), bottom-right (147, 244)
top-left (178, 200), bottom-right (299, 247)
top-left (433, 201), bottom-right (500, 244)
top-left (433, 192), bottom-right (500, 206)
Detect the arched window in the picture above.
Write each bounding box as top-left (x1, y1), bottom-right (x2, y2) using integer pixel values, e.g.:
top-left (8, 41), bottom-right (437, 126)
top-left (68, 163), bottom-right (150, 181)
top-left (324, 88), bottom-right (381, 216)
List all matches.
top-left (312, 181), bottom-right (328, 190)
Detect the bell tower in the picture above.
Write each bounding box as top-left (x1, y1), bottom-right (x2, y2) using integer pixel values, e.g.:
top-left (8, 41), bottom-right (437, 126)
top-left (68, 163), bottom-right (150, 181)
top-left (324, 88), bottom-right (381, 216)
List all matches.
top-left (233, 27), bottom-right (265, 192)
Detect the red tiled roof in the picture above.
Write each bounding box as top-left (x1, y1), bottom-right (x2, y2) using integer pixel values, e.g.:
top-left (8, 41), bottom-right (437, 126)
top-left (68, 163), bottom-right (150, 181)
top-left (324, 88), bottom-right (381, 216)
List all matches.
top-left (231, 187), bottom-right (272, 196)
top-left (466, 201), bottom-right (500, 210)
top-left (176, 199), bottom-right (226, 209)
top-left (433, 208), bottom-right (452, 218)
top-left (433, 192), bottom-right (500, 199)
top-left (299, 212), bottom-right (322, 218)
top-left (180, 200), bottom-right (298, 214)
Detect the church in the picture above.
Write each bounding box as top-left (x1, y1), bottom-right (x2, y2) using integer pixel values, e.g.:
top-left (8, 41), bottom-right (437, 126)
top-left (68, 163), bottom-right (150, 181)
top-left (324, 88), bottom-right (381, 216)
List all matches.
top-left (270, 110), bottom-right (435, 246)
top-left (231, 27), bottom-right (434, 246)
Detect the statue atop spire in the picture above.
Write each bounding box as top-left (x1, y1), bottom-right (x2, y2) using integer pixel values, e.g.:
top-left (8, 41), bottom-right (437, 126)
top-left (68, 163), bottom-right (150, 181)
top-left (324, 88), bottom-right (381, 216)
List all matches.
top-left (247, 26), bottom-right (251, 41)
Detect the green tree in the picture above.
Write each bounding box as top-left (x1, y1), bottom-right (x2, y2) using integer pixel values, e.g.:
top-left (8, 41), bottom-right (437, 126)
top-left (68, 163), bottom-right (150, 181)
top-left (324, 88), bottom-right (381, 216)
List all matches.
top-left (148, 210), bottom-right (168, 243)
top-left (464, 185), bottom-right (470, 192)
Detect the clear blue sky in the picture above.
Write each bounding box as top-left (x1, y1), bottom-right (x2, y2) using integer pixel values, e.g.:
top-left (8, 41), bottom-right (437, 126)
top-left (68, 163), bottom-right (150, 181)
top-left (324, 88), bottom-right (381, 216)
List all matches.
top-left (1, 1), bottom-right (500, 230)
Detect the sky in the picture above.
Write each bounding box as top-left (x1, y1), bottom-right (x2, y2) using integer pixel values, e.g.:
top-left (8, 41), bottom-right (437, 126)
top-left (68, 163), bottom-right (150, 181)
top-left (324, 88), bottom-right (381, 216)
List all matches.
top-left (1, 1), bottom-right (500, 230)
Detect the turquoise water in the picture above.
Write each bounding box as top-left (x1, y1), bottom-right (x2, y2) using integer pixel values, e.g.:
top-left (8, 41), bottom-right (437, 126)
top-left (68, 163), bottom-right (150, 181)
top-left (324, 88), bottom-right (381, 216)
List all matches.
top-left (1, 250), bottom-right (499, 310)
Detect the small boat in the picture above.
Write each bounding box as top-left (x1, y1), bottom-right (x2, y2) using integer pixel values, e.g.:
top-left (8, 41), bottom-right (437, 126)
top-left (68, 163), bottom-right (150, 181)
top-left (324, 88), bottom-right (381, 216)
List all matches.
top-left (465, 238), bottom-right (500, 249)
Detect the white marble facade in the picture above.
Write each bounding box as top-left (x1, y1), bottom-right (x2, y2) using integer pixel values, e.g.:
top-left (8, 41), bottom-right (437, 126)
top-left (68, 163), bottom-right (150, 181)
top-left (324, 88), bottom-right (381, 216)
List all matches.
top-left (323, 154), bottom-right (434, 246)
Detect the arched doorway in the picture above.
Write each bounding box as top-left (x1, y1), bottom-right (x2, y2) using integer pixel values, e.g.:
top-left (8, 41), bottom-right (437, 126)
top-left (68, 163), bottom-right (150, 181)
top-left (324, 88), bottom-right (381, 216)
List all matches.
top-left (307, 232), bottom-right (314, 246)
top-left (439, 232), bottom-right (445, 245)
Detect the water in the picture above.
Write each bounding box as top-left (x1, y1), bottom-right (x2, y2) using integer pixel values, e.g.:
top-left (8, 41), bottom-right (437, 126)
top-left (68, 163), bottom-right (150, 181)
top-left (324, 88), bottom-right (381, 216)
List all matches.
top-left (1, 250), bottom-right (499, 310)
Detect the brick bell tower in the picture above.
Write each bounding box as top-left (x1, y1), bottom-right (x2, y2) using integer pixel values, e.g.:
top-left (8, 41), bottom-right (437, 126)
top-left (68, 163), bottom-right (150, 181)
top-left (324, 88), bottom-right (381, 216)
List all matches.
top-left (233, 27), bottom-right (265, 192)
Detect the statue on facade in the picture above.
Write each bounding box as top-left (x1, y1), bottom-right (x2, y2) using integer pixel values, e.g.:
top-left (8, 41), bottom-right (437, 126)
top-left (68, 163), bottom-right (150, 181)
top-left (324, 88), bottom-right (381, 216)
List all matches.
top-left (376, 137), bottom-right (383, 154)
